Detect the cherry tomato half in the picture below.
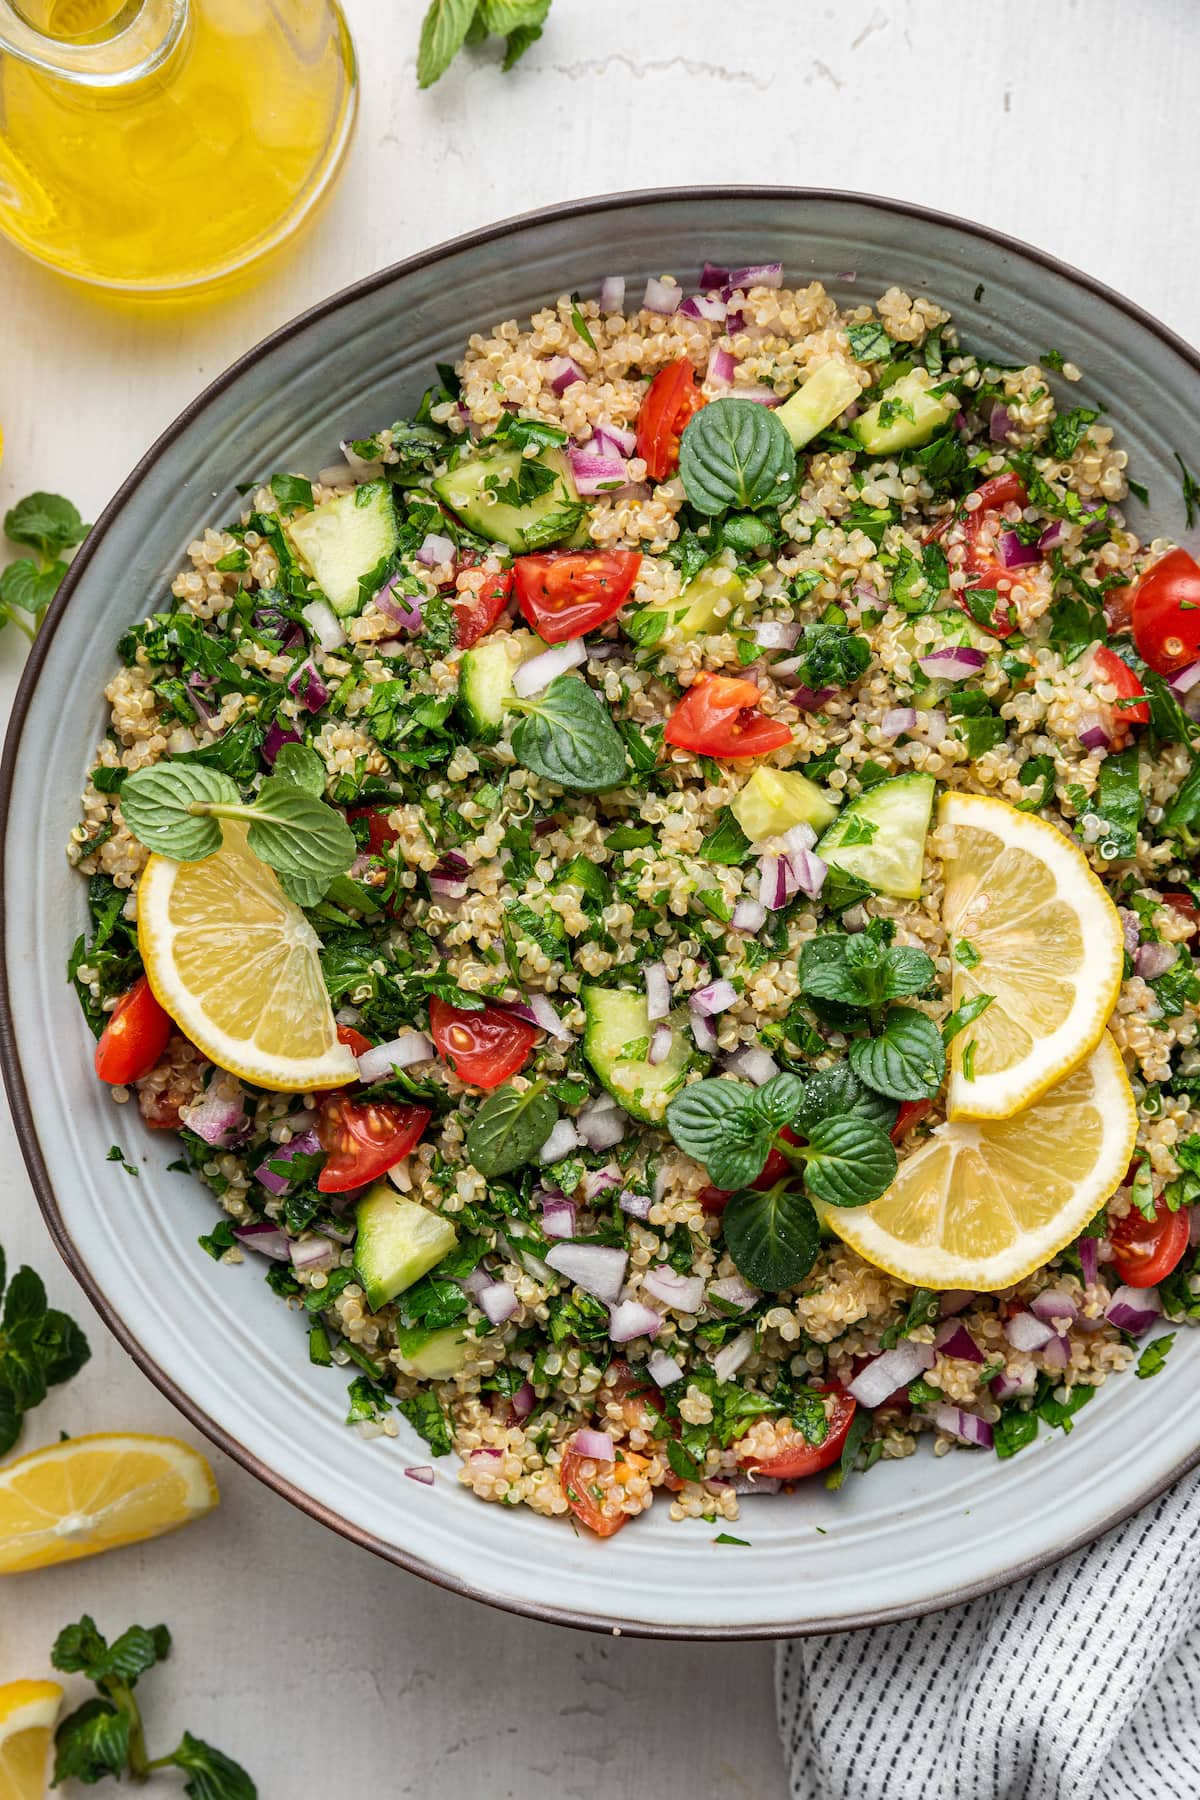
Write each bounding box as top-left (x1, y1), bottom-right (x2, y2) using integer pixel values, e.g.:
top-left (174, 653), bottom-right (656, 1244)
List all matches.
top-left (1109, 1193), bottom-right (1190, 1289)
top-left (737, 1388), bottom-right (857, 1481)
top-left (1131, 548), bottom-right (1200, 676)
top-left (890, 1099), bottom-right (933, 1145)
top-left (664, 673), bottom-right (792, 761)
top-left (453, 562), bottom-right (513, 649)
top-left (698, 1129), bottom-right (801, 1214)
top-left (336, 1023), bottom-right (373, 1060)
top-left (956, 472), bottom-right (1032, 638)
top-left (635, 357), bottom-right (704, 482)
top-left (1163, 891), bottom-right (1199, 933)
top-left (1089, 644), bottom-right (1150, 736)
top-left (95, 975), bottom-right (173, 1086)
top-left (348, 806), bottom-right (399, 856)
top-left (428, 998), bottom-right (538, 1091)
top-left (559, 1440), bottom-right (650, 1538)
top-left (314, 1092), bottom-right (431, 1193)
top-left (513, 550), bottom-right (642, 644)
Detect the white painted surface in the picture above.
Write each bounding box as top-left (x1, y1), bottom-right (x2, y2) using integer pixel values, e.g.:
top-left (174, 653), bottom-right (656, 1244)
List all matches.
top-left (0, 1), bottom-right (1196, 1790)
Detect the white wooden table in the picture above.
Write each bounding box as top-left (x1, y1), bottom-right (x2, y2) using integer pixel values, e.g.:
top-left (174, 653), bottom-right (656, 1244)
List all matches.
top-left (2, 2), bottom-right (1197, 1791)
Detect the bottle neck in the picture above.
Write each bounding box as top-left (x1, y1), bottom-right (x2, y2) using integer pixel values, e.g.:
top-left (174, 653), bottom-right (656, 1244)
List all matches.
top-left (0, 0), bottom-right (187, 86)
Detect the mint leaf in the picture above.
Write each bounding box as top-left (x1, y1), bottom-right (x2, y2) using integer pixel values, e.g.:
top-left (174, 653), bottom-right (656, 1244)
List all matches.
top-left (511, 676), bottom-right (627, 792)
top-left (466, 1081), bottom-right (558, 1177)
top-left (849, 1007), bottom-right (946, 1100)
top-left (416, 0), bottom-right (477, 86)
top-left (119, 762), bottom-right (238, 861)
top-left (665, 1079), bottom-right (774, 1190)
top-left (802, 1114), bottom-right (897, 1208)
top-left (5, 490), bottom-right (88, 557)
top-left (167, 1731), bottom-right (257, 1800)
top-left (722, 1180), bottom-right (822, 1291)
top-left (678, 398), bottom-right (797, 516)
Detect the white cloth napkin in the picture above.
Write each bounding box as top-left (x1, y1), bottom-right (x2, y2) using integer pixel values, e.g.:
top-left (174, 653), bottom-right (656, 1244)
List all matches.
top-left (777, 1469), bottom-right (1200, 1800)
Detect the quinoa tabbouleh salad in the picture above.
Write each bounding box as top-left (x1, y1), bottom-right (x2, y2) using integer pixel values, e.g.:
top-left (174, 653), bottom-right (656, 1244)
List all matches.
top-left (69, 257), bottom-right (1200, 1537)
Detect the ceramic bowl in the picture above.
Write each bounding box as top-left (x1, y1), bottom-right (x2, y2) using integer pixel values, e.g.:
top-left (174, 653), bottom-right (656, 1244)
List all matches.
top-left (5, 189), bottom-right (1198, 1638)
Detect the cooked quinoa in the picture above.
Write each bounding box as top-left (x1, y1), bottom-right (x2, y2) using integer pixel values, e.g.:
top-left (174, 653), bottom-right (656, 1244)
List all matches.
top-left (68, 262), bottom-right (1200, 1535)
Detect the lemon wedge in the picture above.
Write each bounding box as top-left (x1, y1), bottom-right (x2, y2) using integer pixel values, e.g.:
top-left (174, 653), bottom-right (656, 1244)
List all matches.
top-left (138, 821), bottom-right (357, 1092)
top-left (938, 792), bottom-right (1124, 1121)
top-left (816, 1032), bottom-right (1136, 1291)
top-left (0, 1680), bottom-right (62, 1800)
top-left (0, 1434), bottom-right (217, 1576)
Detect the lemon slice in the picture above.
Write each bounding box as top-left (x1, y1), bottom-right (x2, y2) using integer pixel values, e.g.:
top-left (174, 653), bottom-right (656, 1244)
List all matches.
top-left (0, 1433), bottom-right (217, 1576)
top-left (817, 1032), bottom-right (1136, 1291)
top-left (138, 821), bottom-right (357, 1092)
top-left (938, 792), bottom-right (1124, 1121)
top-left (0, 1680), bottom-right (63, 1800)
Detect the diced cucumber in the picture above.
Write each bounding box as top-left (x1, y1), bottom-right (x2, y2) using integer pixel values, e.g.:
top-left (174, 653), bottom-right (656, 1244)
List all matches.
top-left (581, 987), bottom-right (703, 1124)
top-left (433, 445), bottom-right (586, 552)
top-left (353, 1181), bottom-right (458, 1312)
top-left (816, 771), bottom-right (936, 900)
top-left (395, 1325), bottom-right (471, 1380)
top-left (732, 766), bottom-right (838, 844)
top-left (776, 361), bottom-right (862, 450)
top-left (284, 480), bottom-right (399, 618)
top-left (851, 370), bottom-right (957, 457)
top-left (458, 630), bottom-right (541, 741)
top-left (631, 561), bottom-right (744, 643)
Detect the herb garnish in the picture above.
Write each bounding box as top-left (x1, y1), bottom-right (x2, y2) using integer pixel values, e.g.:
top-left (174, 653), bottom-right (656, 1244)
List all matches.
top-left (0, 1245), bottom-right (90, 1455)
top-left (510, 674), bottom-right (628, 792)
top-left (678, 399), bottom-right (797, 516)
top-left (416, 0), bottom-right (552, 87)
top-left (0, 489), bottom-right (88, 638)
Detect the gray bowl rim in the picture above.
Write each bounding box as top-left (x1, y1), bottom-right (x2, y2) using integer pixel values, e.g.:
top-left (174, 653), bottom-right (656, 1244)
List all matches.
top-left (4, 183), bottom-right (1199, 1640)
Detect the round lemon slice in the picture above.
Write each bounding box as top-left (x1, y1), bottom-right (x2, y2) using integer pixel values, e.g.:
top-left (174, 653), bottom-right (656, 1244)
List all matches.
top-left (938, 791), bottom-right (1124, 1121)
top-left (816, 1032), bottom-right (1136, 1291)
top-left (0, 1433), bottom-right (218, 1576)
top-left (138, 821), bottom-right (357, 1092)
top-left (0, 1680), bottom-right (63, 1800)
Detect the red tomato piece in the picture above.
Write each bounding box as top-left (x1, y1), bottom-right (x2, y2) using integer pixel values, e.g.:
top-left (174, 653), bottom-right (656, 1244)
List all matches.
top-left (559, 1440), bottom-right (650, 1538)
top-left (336, 1023), bottom-right (373, 1060)
top-left (1163, 891), bottom-right (1199, 933)
top-left (1110, 1194), bottom-right (1190, 1289)
top-left (94, 976), bottom-right (173, 1086)
top-left (453, 563), bottom-right (513, 649)
top-left (939, 472), bottom-right (1032, 639)
top-left (513, 550), bottom-right (641, 644)
top-left (664, 673), bottom-right (792, 761)
top-left (635, 357), bottom-right (704, 481)
top-left (890, 1099), bottom-right (932, 1145)
top-left (1104, 582), bottom-right (1135, 636)
top-left (698, 1130), bottom-right (801, 1214)
top-left (1089, 644), bottom-right (1150, 731)
top-left (428, 998), bottom-right (538, 1090)
top-left (737, 1388), bottom-right (857, 1481)
top-left (1131, 547), bottom-right (1200, 676)
top-left (348, 806), bottom-right (399, 856)
top-left (314, 1093), bottom-right (430, 1193)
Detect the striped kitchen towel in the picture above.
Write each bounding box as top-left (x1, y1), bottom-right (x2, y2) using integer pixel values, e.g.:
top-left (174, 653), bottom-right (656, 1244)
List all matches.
top-left (777, 1467), bottom-right (1200, 1799)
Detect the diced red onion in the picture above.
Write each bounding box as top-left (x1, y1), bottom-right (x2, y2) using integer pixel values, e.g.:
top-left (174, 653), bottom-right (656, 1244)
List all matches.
top-left (290, 1235), bottom-right (334, 1273)
top-left (1105, 1285), bottom-right (1162, 1334)
top-left (1038, 521), bottom-right (1065, 552)
top-left (286, 656), bottom-right (329, 713)
top-left (538, 1118), bottom-right (582, 1164)
top-left (732, 384), bottom-right (781, 407)
top-left (594, 421), bottom-right (636, 458)
top-left (262, 722), bottom-right (302, 768)
top-left (232, 1222), bottom-right (291, 1261)
top-left (992, 1367), bottom-right (1037, 1401)
top-left (680, 293), bottom-right (728, 323)
top-left (479, 1280), bottom-right (518, 1325)
top-left (913, 709), bottom-right (948, 744)
top-left (1042, 1332), bottom-right (1070, 1369)
top-left (643, 277), bottom-right (680, 315)
top-left (690, 979), bottom-right (737, 1017)
top-left (1031, 1288), bottom-right (1079, 1328)
top-left (568, 447), bottom-right (629, 496)
top-left (546, 355), bottom-right (585, 394)
top-left (847, 1340), bottom-right (935, 1408)
top-left (1076, 714), bottom-right (1111, 753)
top-left (721, 1471), bottom-right (782, 1495)
top-left (512, 1380), bottom-right (536, 1419)
top-left (713, 1328), bottom-right (754, 1383)
top-left (1080, 1236), bottom-right (1101, 1286)
top-left (608, 1298), bottom-right (662, 1343)
top-left (598, 275), bottom-right (625, 313)
top-left (932, 1405), bottom-right (993, 1449)
top-left (998, 530), bottom-right (1042, 570)
top-left (428, 874), bottom-right (468, 903)
top-left (690, 1010), bottom-right (719, 1053)
top-left (300, 598), bottom-right (346, 652)
top-left (648, 1022), bottom-right (673, 1066)
top-left (643, 1266), bottom-right (706, 1313)
top-left (1118, 908), bottom-right (1141, 957)
top-left (254, 1129), bottom-right (322, 1197)
top-left (356, 1031), bottom-right (434, 1083)
top-left (583, 1164), bottom-right (621, 1201)
top-left (404, 1464), bottom-right (435, 1484)
top-left (541, 1198), bottom-right (577, 1240)
top-left (375, 574), bottom-right (423, 631)
top-left (938, 1289), bottom-right (975, 1317)
top-left (755, 620), bottom-right (801, 651)
top-left (842, 904), bottom-right (869, 933)
top-left (918, 646), bottom-right (987, 681)
top-left (1004, 1310), bottom-right (1056, 1352)
top-left (705, 345), bottom-right (735, 387)
top-left (644, 961), bottom-right (671, 1021)
top-left (791, 848), bottom-right (827, 901)
top-left (730, 897), bottom-right (767, 935)
top-left (512, 636), bottom-right (586, 698)
top-left (721, 1045), bottom-right (778, 1086)
top-left (415, 532), bottom-right (456, 567)
top-left (699, 261), bottom-right (730, 290)
top-left (546, 1242), bottom-right (627, 1303)
top-left (470, 1447), bottom-right (503, 1465)
top-left (1169, 659), bottom-right (1200, 696)
top-left (576, 1095), bottom-right (627, 1152)
top-left (618, 1188), bottom-right (652, 1219)
top-left (179, 1082), bottom-right (246, 1148)
top-left (184, 672), bottom-right (218, 727)
top-left (779, 821), bottom-right (816, 855)
top-left (934, 1319), bottom-right (984, 1363)
top-left (1135, 942), bottom-right (1177, 981)
top-left (706, 1273), bottom-right (760, 1312)
top-left (461, 1267), bottom-right (491, 1300)
top-left (646, 1349), bottom-right (685, 1387)
top-left (316, 1219), bottom-right (356, 1246)
top-left (880, 707), bottom-right (918, 740)
top-left (723, 262), bottom-right (783, 294)
top-left (989, 403), bottom-right (1013, 442)
top-left (526, 992), bottom-right (571, 1042)
top-left (573, 1428), bottom-right (615, 1461)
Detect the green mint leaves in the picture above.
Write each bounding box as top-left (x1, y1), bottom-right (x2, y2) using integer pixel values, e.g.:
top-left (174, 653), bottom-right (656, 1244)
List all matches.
top-left (678, 399), bottom-right (797, 516)
top-left (119, 755), bottom-right (355, 904)
top-left (52, 1615), bottom-right (256, 1795)
top-left (511, 675), bottom-right (628, 792)
top-left (799, 931), bottom-right (935, 1011)
top-left (849, 1006), bottom-right (946, 1101)
top-left (0, 1247), bottom-right (90, 1456)
top-left (417, 0), bottom-right (551, 86)
top-left (0, 489), bottom-right (88, 640)
top-left (722, 1180), bottom-right (821, 1292)
top-left (466, 1080), bottom-right (558, 1177)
